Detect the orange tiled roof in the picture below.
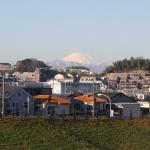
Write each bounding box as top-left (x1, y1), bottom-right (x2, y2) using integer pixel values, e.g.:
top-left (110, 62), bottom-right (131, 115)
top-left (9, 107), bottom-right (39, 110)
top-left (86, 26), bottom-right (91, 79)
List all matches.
top-left (33, 95), bottom-right (50, 99)
top-left (75, 95), bottom-right (106, 103)
top-left (51, 96), bottom-right (71, 104)
top-left (33, 95), bottom-right (70, 104)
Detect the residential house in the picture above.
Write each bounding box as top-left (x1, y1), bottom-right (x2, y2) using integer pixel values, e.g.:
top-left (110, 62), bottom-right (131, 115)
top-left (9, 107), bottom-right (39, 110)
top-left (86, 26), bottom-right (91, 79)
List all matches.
top-left (96, 92), bottom-right (140, 118)
top-left (33, 95), bottom-right (71, 116)
top-left (137, 101), bottom-right (150, 115)
top-left (72, 95), bottom-right (106, 116)
top-left (0, 83), bottom-right (52, 116)
top-left (0, 87), bottom-right (34, 116)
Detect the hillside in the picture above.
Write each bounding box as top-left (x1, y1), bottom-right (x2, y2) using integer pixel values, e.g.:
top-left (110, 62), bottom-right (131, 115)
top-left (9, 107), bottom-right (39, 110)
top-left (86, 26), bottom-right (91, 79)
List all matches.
top-left (14, 59), bottom-right (49, 72)
top-left (102, 57), bottom-right (150, 75)
top-left (0, 118), bottom-right (149, 150)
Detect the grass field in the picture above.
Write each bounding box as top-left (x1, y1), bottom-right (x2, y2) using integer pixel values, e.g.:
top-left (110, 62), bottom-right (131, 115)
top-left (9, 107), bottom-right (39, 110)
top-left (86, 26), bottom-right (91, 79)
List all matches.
top-left (0, 118), bottom-right (150, 150)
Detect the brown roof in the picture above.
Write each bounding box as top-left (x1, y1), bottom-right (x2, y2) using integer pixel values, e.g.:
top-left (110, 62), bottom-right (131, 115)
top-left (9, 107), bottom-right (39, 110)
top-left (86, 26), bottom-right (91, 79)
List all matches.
top-left (35, 99), bottom-right (48, 105)
top-left (33, 95), bottom-right (71, 105)
top-left (51, 96), bottom-right (71, 104)
top-left (33, 95), bottom-right (50, 99)
top-left (75, 95), bottom-right (106, 103)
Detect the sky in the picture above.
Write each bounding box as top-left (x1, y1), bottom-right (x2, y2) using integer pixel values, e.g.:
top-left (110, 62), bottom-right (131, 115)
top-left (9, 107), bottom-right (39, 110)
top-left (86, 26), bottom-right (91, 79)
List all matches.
top-left (0, 0), bottom-right (150, 64)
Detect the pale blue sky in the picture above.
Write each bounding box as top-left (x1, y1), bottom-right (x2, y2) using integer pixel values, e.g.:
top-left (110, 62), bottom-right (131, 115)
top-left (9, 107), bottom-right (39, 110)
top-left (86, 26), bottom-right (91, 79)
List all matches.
top-left (0, 0), bottom-right (150, 63)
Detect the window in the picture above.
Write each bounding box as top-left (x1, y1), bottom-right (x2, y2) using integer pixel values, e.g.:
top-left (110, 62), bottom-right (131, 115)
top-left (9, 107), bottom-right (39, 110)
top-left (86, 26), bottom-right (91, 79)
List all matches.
top-left (6, 102), bottom-right (10, 108)
top-left (12, 102), bottom-right (16, 107)
top-left (48, 106), bottom-right (55, 115)
top-left (18, 92), bottom-right (21, 96)
top-left (24, 102), bottom-right (28, 108)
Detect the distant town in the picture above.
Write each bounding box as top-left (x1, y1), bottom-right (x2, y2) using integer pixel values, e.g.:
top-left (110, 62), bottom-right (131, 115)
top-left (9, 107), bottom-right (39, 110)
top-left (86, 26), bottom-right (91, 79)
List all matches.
top-left (1, 1), bottom-right (150, 149)
top-left (0, 55), bottom-right (150, 119)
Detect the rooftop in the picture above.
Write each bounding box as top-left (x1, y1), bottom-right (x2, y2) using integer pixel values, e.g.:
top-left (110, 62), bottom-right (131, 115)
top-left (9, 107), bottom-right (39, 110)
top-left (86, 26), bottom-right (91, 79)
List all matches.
top-left (33, 95), bottom-right (71, 105)
top-left (74, 95), bottom-right (106, 103)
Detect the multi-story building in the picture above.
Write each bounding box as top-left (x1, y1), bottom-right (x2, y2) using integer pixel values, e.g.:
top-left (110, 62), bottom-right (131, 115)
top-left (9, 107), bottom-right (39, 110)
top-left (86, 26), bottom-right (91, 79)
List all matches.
top-left (13, 68), bottom-right (40, 82)
top-left (47, 76), bottom-right (106, 95)
top-left (0, 63), bottom-right (11, 72)
top-left (66, 66), bottom-right (90, 74)
top-left (105, 70), bottom-right (150, 97)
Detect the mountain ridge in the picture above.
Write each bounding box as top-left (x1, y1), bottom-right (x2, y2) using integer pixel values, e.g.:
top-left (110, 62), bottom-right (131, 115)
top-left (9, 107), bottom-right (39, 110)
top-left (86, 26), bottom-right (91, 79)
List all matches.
top-left (62, 52), bottom-right (100, 65)
top-left (48, 52), bottom-right (110, 73)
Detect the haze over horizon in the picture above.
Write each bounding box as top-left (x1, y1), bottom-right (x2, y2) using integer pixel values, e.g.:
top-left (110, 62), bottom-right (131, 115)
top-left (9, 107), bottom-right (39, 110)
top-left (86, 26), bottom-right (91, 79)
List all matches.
top-left (0, 0), bottom-right (150, 63)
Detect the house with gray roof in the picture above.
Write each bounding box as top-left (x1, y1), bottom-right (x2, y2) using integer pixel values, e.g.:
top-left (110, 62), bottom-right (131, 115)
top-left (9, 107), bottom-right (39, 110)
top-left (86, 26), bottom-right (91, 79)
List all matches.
top-left (0, 87), bottom-right (34, 116)
top-left (96, 92), bottom-right (140, 118)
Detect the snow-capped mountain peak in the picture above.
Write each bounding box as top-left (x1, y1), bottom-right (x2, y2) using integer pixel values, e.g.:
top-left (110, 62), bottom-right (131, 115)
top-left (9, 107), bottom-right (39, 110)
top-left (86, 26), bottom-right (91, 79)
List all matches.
top-left (47, 52), bottom-right (111, 73)
top-left (62, 52), bottom-right (99, 65)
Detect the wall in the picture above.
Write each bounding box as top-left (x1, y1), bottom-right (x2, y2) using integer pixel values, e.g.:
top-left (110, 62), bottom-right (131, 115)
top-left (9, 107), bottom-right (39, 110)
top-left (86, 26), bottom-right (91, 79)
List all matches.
top-left (122, 104), bottom-right (140, 118)
top-left (13, 68), bottom-right (40, 82)
top-left (55, 104), bottom-right (70, 115)
top-left (40, 103), bottom-right (70, 116)
top-left (8, 88), bottom-right (34, 116)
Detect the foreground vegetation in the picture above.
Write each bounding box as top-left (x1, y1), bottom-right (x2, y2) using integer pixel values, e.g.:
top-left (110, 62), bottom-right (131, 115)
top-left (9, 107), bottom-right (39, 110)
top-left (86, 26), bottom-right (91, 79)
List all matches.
top-left (0, 118), bottom-right (150, 150)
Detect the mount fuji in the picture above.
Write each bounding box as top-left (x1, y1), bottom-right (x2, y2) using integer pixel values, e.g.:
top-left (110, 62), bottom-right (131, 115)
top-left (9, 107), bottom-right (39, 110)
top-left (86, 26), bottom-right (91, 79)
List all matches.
top-left (48, 52), bottom-right (110, 73)
top-left (62, 52), bottom-right (100, 65)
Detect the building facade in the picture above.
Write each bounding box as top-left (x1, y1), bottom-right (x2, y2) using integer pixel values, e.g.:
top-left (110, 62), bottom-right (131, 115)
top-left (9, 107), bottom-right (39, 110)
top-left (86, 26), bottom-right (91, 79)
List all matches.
top-left (0, 63), bottom-right (11, 72)
top-left (3, 88), bottom-right (35, 116)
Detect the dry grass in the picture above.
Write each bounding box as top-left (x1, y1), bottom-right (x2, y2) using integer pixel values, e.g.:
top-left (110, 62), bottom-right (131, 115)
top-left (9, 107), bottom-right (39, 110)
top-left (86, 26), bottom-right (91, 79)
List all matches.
top-left (0, 118), bottom-right (149, 150)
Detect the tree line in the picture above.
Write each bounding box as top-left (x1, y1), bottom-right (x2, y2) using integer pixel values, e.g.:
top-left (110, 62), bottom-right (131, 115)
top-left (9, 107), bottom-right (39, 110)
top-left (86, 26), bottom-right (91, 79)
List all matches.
top-left (102, 57), bottom-right (150, 75)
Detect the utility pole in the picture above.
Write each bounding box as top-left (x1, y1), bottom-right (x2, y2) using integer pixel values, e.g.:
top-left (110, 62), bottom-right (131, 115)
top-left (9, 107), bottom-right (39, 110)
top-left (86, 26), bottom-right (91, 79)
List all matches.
top-left (149, 100), bottom-right (150, 116)
top-left (92, 78), bottom-right (95, 117)
top-left (27, 97), bottom-right (30, 116)
top-left (53, 78), bottom-right (54, 94)
top-left (1, 75), bottom-right (5, 117)
top-left (64, 77), bottom-right (66, 95)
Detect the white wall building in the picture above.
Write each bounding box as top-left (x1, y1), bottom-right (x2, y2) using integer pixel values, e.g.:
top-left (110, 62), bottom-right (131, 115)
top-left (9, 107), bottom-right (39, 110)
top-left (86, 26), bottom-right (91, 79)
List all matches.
top-left (47, 77), bottom-right (105, 95)
top-left (47, 79), bottom-right (73, 95)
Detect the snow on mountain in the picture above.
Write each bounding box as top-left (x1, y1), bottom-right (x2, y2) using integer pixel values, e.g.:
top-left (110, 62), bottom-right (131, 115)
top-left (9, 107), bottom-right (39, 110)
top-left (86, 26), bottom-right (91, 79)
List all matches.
top-left (62, 52), bottom-right (100, 65)
top-left (47, 52), bottom-right (111, 73)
